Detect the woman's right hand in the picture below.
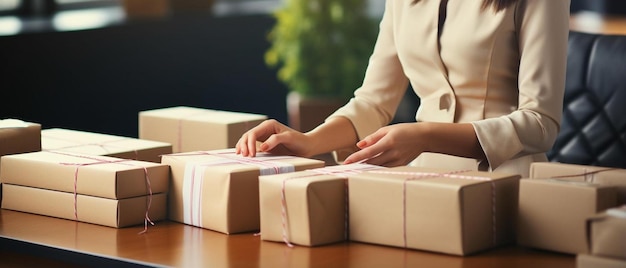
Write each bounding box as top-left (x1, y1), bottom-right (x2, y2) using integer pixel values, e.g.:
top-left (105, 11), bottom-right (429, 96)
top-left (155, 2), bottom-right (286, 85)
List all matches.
top-left (235, 119), bottom-right (312, 157)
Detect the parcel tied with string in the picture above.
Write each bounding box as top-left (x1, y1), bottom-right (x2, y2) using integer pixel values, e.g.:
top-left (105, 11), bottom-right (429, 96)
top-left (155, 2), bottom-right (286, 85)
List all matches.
top-left (258, 164), bottom-right (385, 247)
top-left (138, 106), bottom-right (267, 153)
top-left (161, 149), bottom-right (325, 234)
top-left (0, 119), bottom-right (41, 158)
top-left (347, 166), bottom-right (521, 256)
top-left (41, 128), bottom-right (172, 163)
top-left (516, 178), bottom-right (617, 254)
top-left (530, 162), bottom-right (626, 204)
top-left (0, 151), bottom-right (170, 228)
top-left (586, 206), bottom-right (626, 260)
top-left (0, 151), bottom-right (170, 199)
top-left (1, 184), bottom-right (167, 228)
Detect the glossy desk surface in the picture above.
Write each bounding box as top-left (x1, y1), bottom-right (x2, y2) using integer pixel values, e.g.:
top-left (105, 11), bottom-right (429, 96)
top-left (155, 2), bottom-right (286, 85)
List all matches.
top-left (0, 209), bottom-right (576, 268)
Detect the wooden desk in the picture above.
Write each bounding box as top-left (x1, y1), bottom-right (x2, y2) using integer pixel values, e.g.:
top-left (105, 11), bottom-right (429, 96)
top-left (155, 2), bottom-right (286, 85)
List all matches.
top-left (0, 209), bottom-right (576, 268)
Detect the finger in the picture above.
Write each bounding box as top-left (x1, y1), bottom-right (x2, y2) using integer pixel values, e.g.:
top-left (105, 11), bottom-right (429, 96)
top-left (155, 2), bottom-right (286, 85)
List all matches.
top-left (343, 146), bottom-right (384, 164)
top-left (246, 132), bottom-right (258, 157)
top-left (239, 120), bottom-right (283, 157)
top-left (362, 152), bottom-right (399, 167)
top-left (256, 119), bottom-right (286, 141)
top-left (236, 134), bottom-right (248, 156)
top-left (356, 130), bottom-right (386, 149)
top-left (360, 153), bottom-right (386, 166)
top-left (259, 133), bottom-right (283, 153)
top-left (235, 138), bottom-right (242, 154)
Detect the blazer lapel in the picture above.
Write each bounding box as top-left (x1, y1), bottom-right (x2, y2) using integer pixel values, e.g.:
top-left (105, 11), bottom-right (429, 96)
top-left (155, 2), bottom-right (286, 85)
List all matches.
top-left (432, 0), bottom-right (452, 85)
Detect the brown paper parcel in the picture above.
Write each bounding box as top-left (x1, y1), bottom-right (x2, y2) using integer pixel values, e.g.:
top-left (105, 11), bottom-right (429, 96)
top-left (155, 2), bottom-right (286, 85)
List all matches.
top-left (587, 206), bottom-right (626, 259)
top-left (41, 128), bottom-right (172, 163)
top-left (0, 119), bottom-right (41, 158)
top-left (530, 162), bottom-right (626, 204)
top-left (259, 164), bottom-right (384, 247)
top-left (161, 149), bottom-right (325, 234)
top-left (577, 254), bottom-right (626, 268)
top-left (139, 106), bottom-right (267, 153)
top-left (1, 184), bottom-right (167, 228)
top-left (517, 178), bottom-right (617, 254)
top-left (347, 166), bottom-right (521, 256)
top-left (0, 151), bottom-right (170, 199)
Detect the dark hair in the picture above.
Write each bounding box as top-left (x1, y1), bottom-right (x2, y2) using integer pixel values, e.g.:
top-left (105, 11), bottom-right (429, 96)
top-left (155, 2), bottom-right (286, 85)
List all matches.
top-left (412, 0), bottom-right (518, 11)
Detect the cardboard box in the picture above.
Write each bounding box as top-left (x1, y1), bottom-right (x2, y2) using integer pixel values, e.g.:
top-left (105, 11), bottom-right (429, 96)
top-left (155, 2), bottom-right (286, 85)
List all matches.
top-left (347, 166), bottom-right (521, 256)
top-left (0, 151), bottom-right (169, 199)
top-left (1, 184), bottom-right (167, 228)
top-left (517, 178), bottom-right (617, 254)
top-left (0, 119), bottom-right (41, 158)
top-left (139, 106), bottom-right (267, 153)
top-left (259, 164), bottom-right (384, 247)
top-left (587, 206), bottom-right (626, 259)
top-left (42, 128), bottom-right (172, 163)
top-left (577, 254), bottom-right (626, 268)
top-left (530, 162), bottom-right (626, 204)
top-left (161, 149), bottom-right (325, 234)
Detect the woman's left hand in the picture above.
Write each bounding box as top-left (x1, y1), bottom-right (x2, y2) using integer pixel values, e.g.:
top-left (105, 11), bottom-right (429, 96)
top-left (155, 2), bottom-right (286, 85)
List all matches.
top-left (343, 123), bottom-right (427, 166)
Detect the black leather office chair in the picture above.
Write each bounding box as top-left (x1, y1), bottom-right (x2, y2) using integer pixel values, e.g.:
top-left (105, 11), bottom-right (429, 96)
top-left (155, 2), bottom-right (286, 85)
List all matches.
top-left (547, 31), bottom-right (626, 168)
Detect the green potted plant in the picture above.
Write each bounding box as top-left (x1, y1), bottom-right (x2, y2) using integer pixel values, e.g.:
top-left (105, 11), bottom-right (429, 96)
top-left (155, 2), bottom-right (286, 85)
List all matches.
top-left (265, 0), bottom-right (378, 132)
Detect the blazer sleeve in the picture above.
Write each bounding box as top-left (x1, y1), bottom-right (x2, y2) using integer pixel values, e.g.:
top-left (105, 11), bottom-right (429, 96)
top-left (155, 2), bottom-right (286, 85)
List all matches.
top-left (326, 0), bottom-right (410, 140)
top-left (471, 0), bottom-right (570, 169)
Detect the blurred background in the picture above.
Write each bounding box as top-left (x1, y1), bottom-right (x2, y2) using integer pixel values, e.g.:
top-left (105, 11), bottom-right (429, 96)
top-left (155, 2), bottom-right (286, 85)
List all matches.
top-left (0, 0), bottom-right (624, 138)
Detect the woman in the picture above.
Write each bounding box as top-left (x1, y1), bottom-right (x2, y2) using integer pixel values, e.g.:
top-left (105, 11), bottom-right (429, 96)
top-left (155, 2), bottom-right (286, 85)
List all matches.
top-left (236, 0), bottom-right (570, 177)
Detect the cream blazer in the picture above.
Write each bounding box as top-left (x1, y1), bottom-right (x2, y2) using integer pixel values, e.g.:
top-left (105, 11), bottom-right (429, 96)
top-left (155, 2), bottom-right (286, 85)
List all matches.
top-left (327, 0), bottom-right (570, 177)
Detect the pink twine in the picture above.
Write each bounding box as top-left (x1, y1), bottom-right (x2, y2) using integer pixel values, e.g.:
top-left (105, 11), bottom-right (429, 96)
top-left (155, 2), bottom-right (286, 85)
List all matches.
top-left (171, 150), bottom-right (295, 174)
top-left (52, 151), bottom-right (155, 233)
top-left (174, 110), bottom-right (227, 153)
top-left (170, 150), bottom-right (296, 229)
top-left (43, 135), bottom-right (141, 160)
top-left (137, 165), bottom-right (154, 234)
top-left (548, 167), bottom-right (619, 183)
top-left (369, 170), bottom-right (498, 247)
top-left (279, 165), bottom-right (381, 247)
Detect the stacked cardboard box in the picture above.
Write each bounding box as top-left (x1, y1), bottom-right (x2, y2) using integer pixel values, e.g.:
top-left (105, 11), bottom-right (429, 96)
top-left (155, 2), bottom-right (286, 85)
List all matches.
top-left (0, 119), bottom-right (41, 158)
top-left (161, 149), bottom-right (325, 234)
top-left (258, 163), bottom-right (384, 247)
top-left (0, 151), bottom-right (169, 228)
top-left (42, 128), bottom-right (172, 163)
top-left (577, 206), bottom-right (626, 268)
top-left (517, 162), bottom-right (623, 254)
top-left (0, 119), bottom-right (42, 202)
top-left (530, 162), bottom-right (626, 204)
top-left (347, 166), bottom-right (521, 256)
top-left (139, 106), bottom-right (267, 153)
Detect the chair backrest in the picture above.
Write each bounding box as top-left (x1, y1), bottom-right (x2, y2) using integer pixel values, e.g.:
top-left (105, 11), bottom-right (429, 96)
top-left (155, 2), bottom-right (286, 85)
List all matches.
top-left (547, 31), bottom-right (626, 168)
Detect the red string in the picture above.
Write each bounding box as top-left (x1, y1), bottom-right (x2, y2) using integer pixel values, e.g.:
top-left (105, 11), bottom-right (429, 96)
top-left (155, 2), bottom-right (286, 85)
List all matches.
top-left (42, 135), bottom-right (141, 160)
top-left (369, 170), bottom-right (498, 247)
top-left (170, 150), bottom-right (296, 229)
top-left (51, 151), bottom-right (155, 233)
top-left (278, 165), bottom-right (381, 247)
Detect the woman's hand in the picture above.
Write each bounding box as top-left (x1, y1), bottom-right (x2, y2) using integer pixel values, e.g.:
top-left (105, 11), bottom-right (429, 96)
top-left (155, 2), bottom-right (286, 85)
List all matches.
top-left (343, 123), bottom-right (427, 166)
top-left (235, 119), bottom-right (312, 157)
top-left (343, 122), bottom-right (484, 167)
